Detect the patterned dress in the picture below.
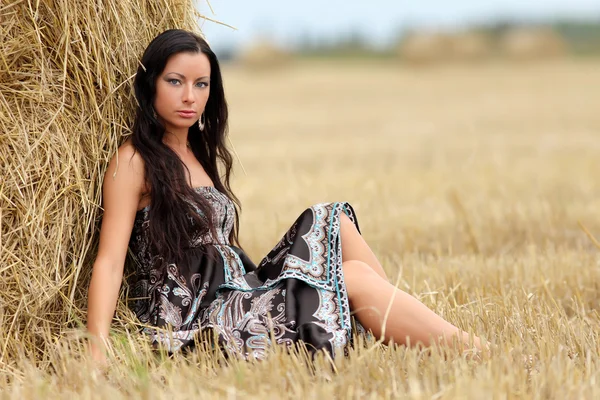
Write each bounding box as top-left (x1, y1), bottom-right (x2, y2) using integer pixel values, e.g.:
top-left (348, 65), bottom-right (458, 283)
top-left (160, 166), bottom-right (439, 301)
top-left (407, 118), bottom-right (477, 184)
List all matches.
top-left (128, 186), bottom-right (362, 359)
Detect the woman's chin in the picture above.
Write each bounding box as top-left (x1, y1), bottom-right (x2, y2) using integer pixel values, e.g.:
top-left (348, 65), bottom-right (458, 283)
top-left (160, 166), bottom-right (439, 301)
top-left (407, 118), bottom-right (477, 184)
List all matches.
top-left (163, 121), bottom-right (197, 132)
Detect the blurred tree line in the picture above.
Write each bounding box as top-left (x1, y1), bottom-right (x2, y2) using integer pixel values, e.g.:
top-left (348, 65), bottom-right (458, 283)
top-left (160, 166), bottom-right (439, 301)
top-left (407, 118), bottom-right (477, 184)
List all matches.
top-left (482, 19), bottom-right (600, 55)
top-left (215, 17), bottom-right (600, 66)
top-left (294, 18), bottom-right (600, 59)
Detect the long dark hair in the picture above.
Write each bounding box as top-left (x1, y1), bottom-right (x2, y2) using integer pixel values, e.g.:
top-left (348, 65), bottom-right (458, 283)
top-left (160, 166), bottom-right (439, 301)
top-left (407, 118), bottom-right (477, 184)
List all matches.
top-left (131, 29), bottom-right (241, 265)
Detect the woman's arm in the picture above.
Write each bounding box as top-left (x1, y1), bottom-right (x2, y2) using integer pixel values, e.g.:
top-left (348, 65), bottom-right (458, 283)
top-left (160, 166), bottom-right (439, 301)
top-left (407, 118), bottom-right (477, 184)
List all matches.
top-left (87, 142), bottom-right (145, 364)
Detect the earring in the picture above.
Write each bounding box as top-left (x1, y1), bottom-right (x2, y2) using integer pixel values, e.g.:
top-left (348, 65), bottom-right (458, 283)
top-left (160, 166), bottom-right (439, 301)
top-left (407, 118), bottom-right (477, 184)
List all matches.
top-left (198, 113), bottom-right (205, 131)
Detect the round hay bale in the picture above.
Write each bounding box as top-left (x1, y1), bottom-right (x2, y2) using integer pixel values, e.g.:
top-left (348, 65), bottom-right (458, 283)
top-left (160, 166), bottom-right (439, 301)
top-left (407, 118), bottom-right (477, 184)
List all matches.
top-left (236, 40), bottom-right (292, 70)
top-left (500, 27), bottom-right (567, 60)
top-left (448, 31), bottom-right (493, 62)
top-left (396, 32), bottom-right (453, 65)
top-left (0, 0), bottom-right (201, 363)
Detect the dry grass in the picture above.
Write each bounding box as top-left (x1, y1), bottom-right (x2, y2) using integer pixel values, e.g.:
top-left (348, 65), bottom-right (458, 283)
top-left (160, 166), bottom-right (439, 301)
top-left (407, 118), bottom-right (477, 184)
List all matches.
top-left (2, 3), bottom-right (600, 396)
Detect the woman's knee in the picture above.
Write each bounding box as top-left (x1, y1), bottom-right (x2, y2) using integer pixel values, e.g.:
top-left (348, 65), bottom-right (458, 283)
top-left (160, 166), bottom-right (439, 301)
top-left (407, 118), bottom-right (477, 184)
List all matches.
top-left (339, 211), bottom-right (359, 238)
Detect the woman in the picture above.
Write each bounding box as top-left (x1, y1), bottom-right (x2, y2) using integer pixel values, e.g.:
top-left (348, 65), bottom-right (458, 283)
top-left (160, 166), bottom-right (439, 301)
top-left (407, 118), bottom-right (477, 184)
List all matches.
top-left (87, 29), bottom-right (485, 364)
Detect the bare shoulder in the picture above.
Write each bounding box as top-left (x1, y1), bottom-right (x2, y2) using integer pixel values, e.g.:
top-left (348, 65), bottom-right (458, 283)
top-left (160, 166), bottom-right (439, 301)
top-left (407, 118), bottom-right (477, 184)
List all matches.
top-left (102, 139), bottom-right (147, 208)
top-left (107, 139), bottom-right (143, 174)
top-left (104, 139), bottom-right (145, 190)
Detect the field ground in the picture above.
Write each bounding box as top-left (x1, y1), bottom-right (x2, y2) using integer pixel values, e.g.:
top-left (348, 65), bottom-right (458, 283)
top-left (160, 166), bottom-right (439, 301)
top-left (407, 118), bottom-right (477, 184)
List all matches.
top-left (4, 58), bottom-right (600, 398)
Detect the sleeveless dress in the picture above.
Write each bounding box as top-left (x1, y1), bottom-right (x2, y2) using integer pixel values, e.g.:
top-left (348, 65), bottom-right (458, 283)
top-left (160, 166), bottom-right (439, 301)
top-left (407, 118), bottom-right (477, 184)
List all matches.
top-left (128, 186), bottom-right (363, 360)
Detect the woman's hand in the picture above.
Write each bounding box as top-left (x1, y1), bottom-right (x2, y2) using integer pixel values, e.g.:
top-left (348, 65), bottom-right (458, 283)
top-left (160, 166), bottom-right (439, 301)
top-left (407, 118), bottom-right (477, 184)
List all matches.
top-left (88, 339), bottom-right (108, 367)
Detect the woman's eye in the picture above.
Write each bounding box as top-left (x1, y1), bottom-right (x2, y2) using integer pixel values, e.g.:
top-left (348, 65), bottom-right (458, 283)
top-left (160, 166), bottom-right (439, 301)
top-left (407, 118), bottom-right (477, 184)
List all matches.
top-left (168, 79), bottom-right (181, 85)
top-left (196, 82), bottom-right (208, 88)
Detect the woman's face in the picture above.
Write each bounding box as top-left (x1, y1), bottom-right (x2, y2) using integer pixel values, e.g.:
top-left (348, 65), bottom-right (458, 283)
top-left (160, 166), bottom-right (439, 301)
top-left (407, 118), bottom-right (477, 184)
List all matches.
top-left (154, 51), bottom-right (211, 133)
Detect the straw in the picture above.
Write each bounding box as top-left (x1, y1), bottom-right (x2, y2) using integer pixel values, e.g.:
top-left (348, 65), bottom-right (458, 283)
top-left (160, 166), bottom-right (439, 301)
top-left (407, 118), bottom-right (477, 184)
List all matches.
top-left (0, 0), bottom-right (206, 365)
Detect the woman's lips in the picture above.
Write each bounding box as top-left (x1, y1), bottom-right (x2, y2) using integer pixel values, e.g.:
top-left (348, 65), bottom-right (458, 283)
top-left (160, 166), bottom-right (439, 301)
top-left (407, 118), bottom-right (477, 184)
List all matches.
top-left (177, 111), bottom-right (197, 118)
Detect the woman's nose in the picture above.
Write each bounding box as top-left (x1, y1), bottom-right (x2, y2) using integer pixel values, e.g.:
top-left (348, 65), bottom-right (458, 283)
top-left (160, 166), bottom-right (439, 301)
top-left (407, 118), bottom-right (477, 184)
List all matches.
top-left (182, 84), bottom-right (195, 103)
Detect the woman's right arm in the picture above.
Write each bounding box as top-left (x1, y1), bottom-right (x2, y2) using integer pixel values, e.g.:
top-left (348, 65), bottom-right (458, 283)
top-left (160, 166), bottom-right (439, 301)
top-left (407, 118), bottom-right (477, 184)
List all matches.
top-left (87, 143), bottom-right (145, 364)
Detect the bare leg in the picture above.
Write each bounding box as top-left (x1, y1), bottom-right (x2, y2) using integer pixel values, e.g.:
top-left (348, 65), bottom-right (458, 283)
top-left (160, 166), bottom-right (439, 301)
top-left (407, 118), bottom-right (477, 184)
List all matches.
top-left (339, 212), bottom-right (388, 280)
top-left (342, 259), bottom-right (484, 352)
top-left (338, 210), bottom-right (484, 352)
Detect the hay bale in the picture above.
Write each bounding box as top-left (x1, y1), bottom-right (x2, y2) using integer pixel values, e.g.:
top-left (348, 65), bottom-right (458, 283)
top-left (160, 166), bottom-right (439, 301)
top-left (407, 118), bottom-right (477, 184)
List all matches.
top-left (236, 40), bottom-right (292, 70)
top-left (0, 0), bottom-right (202, 363)
top-left (396, 32), bottom-right (453, 65)
top-left (448, 31), bottom-right (493, 61)
top-left (500, 27), bottom-right (567, 60)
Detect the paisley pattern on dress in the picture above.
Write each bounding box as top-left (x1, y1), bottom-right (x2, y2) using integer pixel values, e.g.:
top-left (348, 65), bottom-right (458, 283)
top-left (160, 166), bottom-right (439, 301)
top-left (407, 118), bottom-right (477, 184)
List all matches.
top-left (128, 186), bottom-right (363, 358)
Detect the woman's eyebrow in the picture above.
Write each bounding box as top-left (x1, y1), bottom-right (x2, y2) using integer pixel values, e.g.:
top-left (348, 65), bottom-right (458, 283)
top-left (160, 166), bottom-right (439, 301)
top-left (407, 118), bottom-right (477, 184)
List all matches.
top-left (164, 72), bottom-right (210, 80)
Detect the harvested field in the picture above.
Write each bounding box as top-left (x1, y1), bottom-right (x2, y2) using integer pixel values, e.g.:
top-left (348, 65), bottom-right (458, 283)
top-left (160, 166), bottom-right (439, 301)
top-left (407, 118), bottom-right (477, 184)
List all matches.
top-left (3, 40), bottom-right (600, 398)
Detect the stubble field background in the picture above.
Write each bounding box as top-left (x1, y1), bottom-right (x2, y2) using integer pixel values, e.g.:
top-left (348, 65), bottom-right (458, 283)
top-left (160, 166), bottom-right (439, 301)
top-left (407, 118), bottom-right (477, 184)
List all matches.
top-left (4, 58), bottom-right (600, 398)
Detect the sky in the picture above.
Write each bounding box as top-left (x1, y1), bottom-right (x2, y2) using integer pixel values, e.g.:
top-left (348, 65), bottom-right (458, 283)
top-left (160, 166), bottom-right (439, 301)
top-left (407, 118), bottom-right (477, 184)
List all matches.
top-left (195, 0), bottom-right (600, 51)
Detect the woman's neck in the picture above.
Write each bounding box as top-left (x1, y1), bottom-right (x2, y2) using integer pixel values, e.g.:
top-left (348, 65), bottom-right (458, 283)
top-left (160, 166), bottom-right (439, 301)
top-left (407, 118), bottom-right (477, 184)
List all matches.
top-left (163, 129), bottom-right (189, 152)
